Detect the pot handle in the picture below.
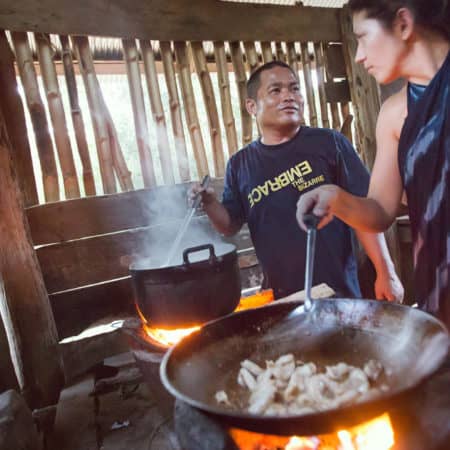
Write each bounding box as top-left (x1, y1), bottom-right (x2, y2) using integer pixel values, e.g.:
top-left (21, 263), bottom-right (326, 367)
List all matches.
top-left (183, 244), bottom-right (217, 266)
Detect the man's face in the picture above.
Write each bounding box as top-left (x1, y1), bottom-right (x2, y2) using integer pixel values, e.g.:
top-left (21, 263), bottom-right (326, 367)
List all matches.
top-left (246, 66), bottom-right (304, 132)
top-left (353, 10), bottom-right (408, 84)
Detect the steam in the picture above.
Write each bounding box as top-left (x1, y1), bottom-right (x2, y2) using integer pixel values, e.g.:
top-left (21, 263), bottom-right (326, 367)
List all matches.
top-left (130, 183), bottom-right (229, 269)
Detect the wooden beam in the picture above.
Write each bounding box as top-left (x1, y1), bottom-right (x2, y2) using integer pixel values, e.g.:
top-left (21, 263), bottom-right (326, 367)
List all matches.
top-left (0, 100), bottom-right (64, 410)
top-left (0, 1), bottom-right (341, 42)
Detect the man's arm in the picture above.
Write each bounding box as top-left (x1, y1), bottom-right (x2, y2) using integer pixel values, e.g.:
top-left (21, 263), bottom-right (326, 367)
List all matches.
top-left (189, 183), bottom-right (242, 236)
top-left (355, 230), bottom-right (404, 302)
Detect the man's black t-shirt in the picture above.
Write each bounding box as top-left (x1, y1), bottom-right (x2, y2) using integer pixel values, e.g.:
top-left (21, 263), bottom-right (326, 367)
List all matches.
top-left (222, 126), bottom-right (369, 299)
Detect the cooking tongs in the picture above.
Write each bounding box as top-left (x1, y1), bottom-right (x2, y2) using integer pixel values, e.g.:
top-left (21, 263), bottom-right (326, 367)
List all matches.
top-left (303, 213), bottom-right (320, 311)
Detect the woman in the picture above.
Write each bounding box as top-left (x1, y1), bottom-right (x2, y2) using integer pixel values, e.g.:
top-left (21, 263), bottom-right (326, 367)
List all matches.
top-left (296, 0), bottom-right (450, 327)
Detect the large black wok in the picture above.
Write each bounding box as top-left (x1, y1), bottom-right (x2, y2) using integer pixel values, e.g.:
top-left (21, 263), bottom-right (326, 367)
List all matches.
top-left (160, 297), bottom-right (449, 435)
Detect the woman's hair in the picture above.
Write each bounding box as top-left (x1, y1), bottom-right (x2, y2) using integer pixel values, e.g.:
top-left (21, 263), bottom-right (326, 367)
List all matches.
top-left (348, 0), bottom-right (450, 41)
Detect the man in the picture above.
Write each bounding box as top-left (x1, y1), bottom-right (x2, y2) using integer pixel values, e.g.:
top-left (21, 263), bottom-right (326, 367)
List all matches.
top-left (192, 61), bottom-right (403, 301)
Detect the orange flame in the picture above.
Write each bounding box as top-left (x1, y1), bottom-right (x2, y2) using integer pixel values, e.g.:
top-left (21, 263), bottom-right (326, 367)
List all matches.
top-left (230, 413), bottom-right (394, 450)
top-left (138, 289), bottom-right (274, 347)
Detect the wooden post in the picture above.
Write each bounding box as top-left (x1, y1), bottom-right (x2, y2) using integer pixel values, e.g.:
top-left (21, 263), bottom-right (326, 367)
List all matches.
top-left (0, 104), bottom-right (64, 410)
top-left (213, 41), bottom-right (238, 156)
top-left (0, 30), bottom-right (38, 206)
top-left (35, 33), bottom-right (80, 199)
top-left (122, 38), bottom-right (156, 187)
top-left (229, 41), bottom-right (252, 147)
top-left (313, 42), bottom-right (330, 129)
top-left (243, 41), bottom-right (259, 73)
top-left (59, 35), bottom-right (96, 196)
top-left (340, 7), bottom-right (380, 169)
top-left (174, 41), bottom-right (209, 177)
top-left (300, 42), bottom-right (318, 127)
top-left (140, 39), bottom-right (175, 185)
top-left (73, 36), bottom-right (117, 194)
top-left (191, 41), bottom-right (225, 177)
top-left (11, 31), bottom-right (60, 202)
top-left (160, 41), bottom-right (190, 181)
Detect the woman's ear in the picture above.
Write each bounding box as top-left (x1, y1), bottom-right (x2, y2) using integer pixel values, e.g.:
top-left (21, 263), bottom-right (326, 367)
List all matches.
top-left (246, 98), bottom-right (257, 116)
top-left (395, 7), bottom-right (415, 41)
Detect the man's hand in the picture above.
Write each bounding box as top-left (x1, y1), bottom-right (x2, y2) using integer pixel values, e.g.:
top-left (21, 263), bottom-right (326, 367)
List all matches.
top-left (296, 185), bottom-right (340, 231)
top-left (374, 270), bottom-right (404, 303)
top-left (188, 182), bottom-right (216, 210)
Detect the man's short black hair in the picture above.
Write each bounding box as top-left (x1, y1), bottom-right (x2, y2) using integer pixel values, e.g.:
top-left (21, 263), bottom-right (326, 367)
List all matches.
top-left (246, 61), bottom-right (298, 100)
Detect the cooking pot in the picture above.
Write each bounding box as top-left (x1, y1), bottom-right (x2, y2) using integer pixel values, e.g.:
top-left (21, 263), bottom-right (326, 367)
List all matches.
top-left (130, 243), bottom-right (241, 328)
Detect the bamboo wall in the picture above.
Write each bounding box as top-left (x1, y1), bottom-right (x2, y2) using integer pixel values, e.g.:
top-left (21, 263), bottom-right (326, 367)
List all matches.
top-left (3, 32), bottom-right (354, 206)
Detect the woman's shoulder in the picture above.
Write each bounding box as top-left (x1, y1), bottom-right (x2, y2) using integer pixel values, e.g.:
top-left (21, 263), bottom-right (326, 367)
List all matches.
top-left (378, 87), bottom-right (408, 140)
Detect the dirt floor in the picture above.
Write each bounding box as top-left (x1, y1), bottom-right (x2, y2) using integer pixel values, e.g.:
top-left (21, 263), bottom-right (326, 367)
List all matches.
top-left (45, 352), bottom-right (180, 450)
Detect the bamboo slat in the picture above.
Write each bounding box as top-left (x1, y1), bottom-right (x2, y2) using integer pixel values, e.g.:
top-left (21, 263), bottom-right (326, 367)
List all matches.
top-left (160, 41), bottom-right (190, 181)
top-left (275, 42), bottom-right (287, 62)
top-left (59, 35), bottom-right (96, 196)
top-left (286, 41), bottom-right (306, 126)
top-left (122, 38), bottom-right (156, 188)
top-left (72, 36), bottom-right (116, 194)
top-left (11, 31), bottom-right (60, 202)
top-left (140, 40), bottom-right (175, 185)
top-left (300, 42), bottom-right (318, 127)
top-left (322, 42), bottom-right (342, 131)
top-left (35, 33), bottom-right (80, 199)
top-left (243, 41), bottom-right (259, 73)
top-left (229, 41), bottom-right (252, 146)
top-left (313, 42), bottom-right (330, 129)
top-left (340, 103), bottom-right (352, 143)
top-left (214, 41), bottom-right (238, 156)
top-left (174, 41), bottom-right (209, 177)
top-left (0, 30), bottom-right (38, 206)
top-left (261, 41), bottom-right (274, 63)
top-left (0, 104), bottom-right (64, 410)
top-left (286, 42), bottom-right (300, 74)
top-left (191, 41), bottom-right (225, 177)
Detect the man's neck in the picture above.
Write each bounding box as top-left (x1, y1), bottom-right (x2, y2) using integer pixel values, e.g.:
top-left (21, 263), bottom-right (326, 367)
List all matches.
top-left (260, 125), bottom-right (301, 146)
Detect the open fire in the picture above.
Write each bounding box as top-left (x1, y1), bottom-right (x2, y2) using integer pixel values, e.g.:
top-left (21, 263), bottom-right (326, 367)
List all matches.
top-left (229, 413), bottom-right (394, 450)
top-left (137, 289), bottom-right (274, 347)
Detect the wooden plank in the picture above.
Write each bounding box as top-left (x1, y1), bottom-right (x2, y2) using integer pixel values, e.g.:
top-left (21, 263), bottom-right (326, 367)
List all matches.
top-left (0, 100), bottom-right (64, 410)
top-left (0, 1), bottom-right (341, 42)
top-left (26, 179), bottom-right (226, 245)
top-left (324, 80), bottom-right (351, 103)
top-left (325, 43), bottom-right (347, 78)
top-left (50, 278), bottom-right (134, 339)
top-left (37, 218), bottom-right (255, 293)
